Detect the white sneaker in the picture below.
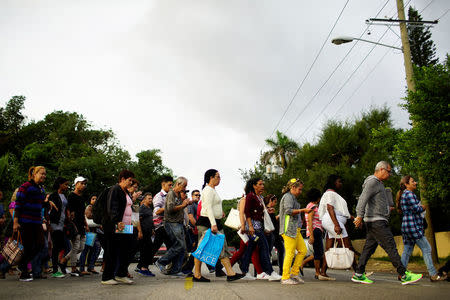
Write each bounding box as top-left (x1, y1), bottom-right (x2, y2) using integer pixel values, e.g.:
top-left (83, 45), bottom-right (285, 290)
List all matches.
top-left (281, 278), bottom-right (299, 285)
top-left (115, 276), bottom-right (134, 284)
top-left (101, 279), bottom-right (119, 285)
top-left (243, 272), bottom-right (256, 280)
top-left (290, 275), bottom-right (304, 283)
top-left (268, 271), bottom-right (282, 281)
top-left (256, 272), bottom-right (270, 280)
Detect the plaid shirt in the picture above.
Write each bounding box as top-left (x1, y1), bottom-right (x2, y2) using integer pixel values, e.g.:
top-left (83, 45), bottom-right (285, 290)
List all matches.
top-left (400, 190), bottom-right (425, 245)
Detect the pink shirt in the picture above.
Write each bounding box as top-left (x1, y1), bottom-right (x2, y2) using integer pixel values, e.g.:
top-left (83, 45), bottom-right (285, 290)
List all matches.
top-left (122, 193), bottom-right (133, 225)
top-left (306, 202), bottom-right (322, 237)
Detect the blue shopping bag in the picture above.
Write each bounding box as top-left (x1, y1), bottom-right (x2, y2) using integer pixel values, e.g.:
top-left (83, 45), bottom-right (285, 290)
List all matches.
top-left (85, 232), bottom-right (97, 246)
top-left (192, 229), bottom-right (225, 267)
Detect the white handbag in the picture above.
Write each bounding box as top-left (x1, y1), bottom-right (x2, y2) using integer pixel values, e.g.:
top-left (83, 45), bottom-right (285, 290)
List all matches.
top-left (263, 208), bottom-right (275, 232)
top-left (224, 208), bottom-right (240, 230)
top-left (325, 236), bottom-right (354, 269)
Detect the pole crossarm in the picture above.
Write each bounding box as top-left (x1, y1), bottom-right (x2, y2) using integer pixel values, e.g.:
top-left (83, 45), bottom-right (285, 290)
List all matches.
top-left (368, 18), bottom-right (438, 24)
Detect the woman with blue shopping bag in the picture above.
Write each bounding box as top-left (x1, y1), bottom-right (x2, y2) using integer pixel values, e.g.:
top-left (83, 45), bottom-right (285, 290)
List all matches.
top-left (193, 169), bottom-right (245, 283)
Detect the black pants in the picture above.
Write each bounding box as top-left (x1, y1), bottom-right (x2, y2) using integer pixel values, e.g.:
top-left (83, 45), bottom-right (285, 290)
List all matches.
top-left (137, 232), bottom-right (153, 269)
top-left (51, 230), bottom-right (65, 273)
top-left (150, 226), bottom-right (172, 263)
top-left (356, 220), bottom-right (406, 276)
top-left (19, 223), bottom-right (44, 274)
top-left (102, 229), bottom-right (131, 281)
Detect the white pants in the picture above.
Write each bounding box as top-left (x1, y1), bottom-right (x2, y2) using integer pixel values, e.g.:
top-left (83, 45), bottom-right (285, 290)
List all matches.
top-left (322, 213), bottom-right (348, 238)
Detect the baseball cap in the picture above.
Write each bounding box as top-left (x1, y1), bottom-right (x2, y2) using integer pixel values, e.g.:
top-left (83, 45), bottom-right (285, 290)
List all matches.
top-left (74, 176), bottom-right (87, 185)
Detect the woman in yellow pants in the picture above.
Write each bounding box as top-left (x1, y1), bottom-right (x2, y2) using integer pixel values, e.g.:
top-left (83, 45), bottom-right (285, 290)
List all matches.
top-left (279, 178), bottom-right (312, 285)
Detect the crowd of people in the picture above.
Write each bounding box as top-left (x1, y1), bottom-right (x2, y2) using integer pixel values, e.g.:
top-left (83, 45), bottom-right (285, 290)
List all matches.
top-left (0, 161), bottom-right (447, 286)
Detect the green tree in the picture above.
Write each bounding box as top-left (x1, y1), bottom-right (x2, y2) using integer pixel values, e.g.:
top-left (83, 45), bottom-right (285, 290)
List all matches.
top-left (394, 58), bottom-right (450, 261)
top-left (0, 96), bottom-right (26, 156)
top-left (408, 6), bottom-right (438, 67)
top-left (131, 149), bottom-right (173, 194)
top-left (243, 107), bottom-right (403, 239)
top-left (261, 130), bottom-right (299, 169)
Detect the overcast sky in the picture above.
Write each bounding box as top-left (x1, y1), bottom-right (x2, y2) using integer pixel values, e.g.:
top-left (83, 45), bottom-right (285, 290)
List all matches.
top-left (1, 0), bottom-right (449, 199)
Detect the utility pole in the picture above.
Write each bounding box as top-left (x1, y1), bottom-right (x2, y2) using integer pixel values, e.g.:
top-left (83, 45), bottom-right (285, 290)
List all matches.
top-left (396, 0), bottom-right (415, 92)
top-left (396, 0), bottom-right (439, 264)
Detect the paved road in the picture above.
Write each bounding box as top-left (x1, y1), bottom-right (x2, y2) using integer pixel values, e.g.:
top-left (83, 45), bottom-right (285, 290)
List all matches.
top-left (0, 264), bottom-right (448, 300)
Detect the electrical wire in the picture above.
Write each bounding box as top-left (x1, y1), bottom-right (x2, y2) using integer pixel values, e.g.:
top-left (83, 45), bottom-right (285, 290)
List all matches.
top-left (268, 0), bottom-right (351, 139)
top-left (283, 0), bottom-right (392, 135)
top-left (295, 28), bottom-right (391, 141)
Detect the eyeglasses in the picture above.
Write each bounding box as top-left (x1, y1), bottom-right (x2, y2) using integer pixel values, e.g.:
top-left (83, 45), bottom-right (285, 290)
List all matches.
top-left (193, 194), bottom-right (200, 197)
top-left (181, 190), bottom-right (189, 193)
top-left (383, 168), bottom-right (393, 174)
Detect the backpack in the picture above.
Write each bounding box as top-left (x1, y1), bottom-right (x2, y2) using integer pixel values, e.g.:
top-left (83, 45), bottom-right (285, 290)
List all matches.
top-left (92, 187), bottom-right (111, 225)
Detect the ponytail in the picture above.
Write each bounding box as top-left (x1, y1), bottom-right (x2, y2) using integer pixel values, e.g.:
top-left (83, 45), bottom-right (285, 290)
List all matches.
top-left (202, 169), bottom-right (218, 189)
top-left (28, 166), bottom-right (45, 181)
top-left (282, 178), bottom-right (303, 194)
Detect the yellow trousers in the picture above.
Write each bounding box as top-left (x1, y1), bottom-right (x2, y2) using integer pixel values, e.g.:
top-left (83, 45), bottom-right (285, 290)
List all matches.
top-left (281, 228), bottom-right (307, 280)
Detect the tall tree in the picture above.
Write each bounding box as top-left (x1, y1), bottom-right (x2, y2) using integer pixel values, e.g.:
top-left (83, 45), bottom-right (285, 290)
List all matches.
top-left (131, 149), bottom-right (173, 194)
top-left (394, 57), bottom-right (450, 263)
top-left (408, 6), bottom-right (438, 67)
top-left (261, 130), bottom-right (299, 169)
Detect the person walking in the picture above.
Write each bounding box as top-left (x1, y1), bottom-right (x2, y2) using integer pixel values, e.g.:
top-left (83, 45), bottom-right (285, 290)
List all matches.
top-left (240, 178), bottom-right (281, 281)
top-left (306, 188), bottom-right (334, 280)
top-left (193, 169), bottom-right (245, 282)
top-left (264, 194), bottom-right (284, 276)
top-left (62, 176), bottom-right (89, 277)
top-left (13, 166), bottom-right (47, 282)
top-left (155, 177), bottom-right (191, 276)
top-left (101, 170), bottom-right (135, 285)
top-left (279, 178), bottom-right (312, 285)
top-left (352, 161), bottom-right (423, 285)
top-left (398, 175), bottom-right (446, 282)
top-left (79, 195), bottom-right (102, 275)
top-left (49, 177), bottom-right (70, 278)
top-left (319, 175), bottom-right (357, 272)
top-left (136, 192), bottom-right (155, 276)
top-left (150, 176), bottom-right (174, 264)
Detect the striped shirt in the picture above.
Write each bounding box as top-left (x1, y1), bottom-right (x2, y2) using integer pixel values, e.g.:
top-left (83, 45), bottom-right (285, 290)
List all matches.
top-left (305, 202), bottom-right (322, 237)
top-left (14, 181), bottom-right (46, 224)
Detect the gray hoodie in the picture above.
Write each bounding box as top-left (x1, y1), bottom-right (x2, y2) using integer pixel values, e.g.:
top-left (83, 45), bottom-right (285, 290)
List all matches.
top-left (356, 175), bottom-right (390, 222)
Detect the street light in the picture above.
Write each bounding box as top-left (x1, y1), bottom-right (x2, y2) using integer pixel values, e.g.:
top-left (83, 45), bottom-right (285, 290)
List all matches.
top-left (331, 36), bottom-right (403, 51)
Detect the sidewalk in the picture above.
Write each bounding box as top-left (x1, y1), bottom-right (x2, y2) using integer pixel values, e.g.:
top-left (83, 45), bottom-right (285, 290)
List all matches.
top-left (0, 263), bottom-right (448, 300)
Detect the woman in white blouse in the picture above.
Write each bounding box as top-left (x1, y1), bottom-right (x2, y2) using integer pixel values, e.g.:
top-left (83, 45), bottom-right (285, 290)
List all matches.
top-left (192, 169), bottom-right (245, 282)
top-left (318, 175), bottom-right (353, 252)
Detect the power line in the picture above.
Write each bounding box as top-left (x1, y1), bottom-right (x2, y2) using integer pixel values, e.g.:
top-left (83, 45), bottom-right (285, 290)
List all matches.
top-left (295, 28), bottom-right (391, 141)
top-left (332, 45), bottom-right (394, 117)
top-left (283, 0), bottom-right (392, 135)
top-left (436, 9), bottom-right (449, 20)
top-left (331, 0), bottom-right (435, 118)
top-left (268, 0), bottom-right (351, 139)
top-left (293, 0), bottom-right (414, 141)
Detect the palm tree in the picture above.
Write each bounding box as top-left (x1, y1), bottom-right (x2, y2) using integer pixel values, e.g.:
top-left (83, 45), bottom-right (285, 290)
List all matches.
top-left (261, 131), bottom-right (299, 169)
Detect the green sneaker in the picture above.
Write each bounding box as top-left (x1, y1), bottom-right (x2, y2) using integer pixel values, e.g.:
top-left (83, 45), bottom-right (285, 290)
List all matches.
top-left (401, 271), bottom-right (423, 285)
top-left (351, 273), bottom-right (373, 284)
top-left (51, 271), bottom-right (65, 278)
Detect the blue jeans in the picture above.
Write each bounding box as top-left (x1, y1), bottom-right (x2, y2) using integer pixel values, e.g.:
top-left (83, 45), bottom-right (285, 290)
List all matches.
top-left (401, 236), bottom-right (437, 276)
top-left (79, 238), bottom-right (101, 271)
top-left (32, 234), bottom-right (49, 276)
top-left (241, 230), bottom-right (273, 274)
top-left (158, 222), bottom-right (186, 274)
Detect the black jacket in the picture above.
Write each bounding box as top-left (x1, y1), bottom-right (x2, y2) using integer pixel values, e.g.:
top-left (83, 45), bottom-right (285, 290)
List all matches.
top-left (103, 184), bottom-right (128, 232)
top-left (49, 192), bottom-right (65, 224)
